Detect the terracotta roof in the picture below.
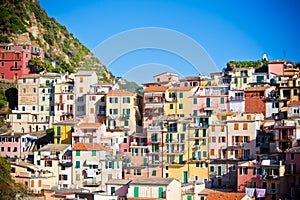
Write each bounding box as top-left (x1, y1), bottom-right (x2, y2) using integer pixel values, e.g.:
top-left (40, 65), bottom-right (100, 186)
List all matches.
top-left (206, 192), bottom-right (248, 200)
top-left (169, 86), bottom-right (195, 91)
top-left (107, 90), bottom-right (135, 96)
top-left (77, 122), bottom-right (101, 128)
top-left (72, 143), bottom-right (110, 151)
top-left (143, 86), bottom-right (168, 92)
top-left (288, 101), bottom-right (300, 106)
top-left (244, 86), bottom-right (271, 91)
top-left (39, 144), bottom-right (70, 152)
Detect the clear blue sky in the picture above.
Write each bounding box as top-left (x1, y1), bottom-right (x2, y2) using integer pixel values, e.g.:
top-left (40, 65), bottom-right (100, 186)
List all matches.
top-left (40, 0), bottom-right (300, 83)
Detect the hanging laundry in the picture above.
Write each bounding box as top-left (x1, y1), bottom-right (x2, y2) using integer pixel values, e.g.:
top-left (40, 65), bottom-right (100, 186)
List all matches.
top-left (245, 187), bottom-right (255, 197)
top-left (256, 188), bottom-right (266, 198)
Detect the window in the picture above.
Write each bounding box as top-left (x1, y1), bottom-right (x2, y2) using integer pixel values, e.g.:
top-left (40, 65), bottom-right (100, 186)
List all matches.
top-left (193, 110), bottom-right (197, 116)
top-left (76, 150), bottom-right (80, 156)
top-left (211, 136), bottom-right (216, 143)
top-left (291, 153), bottom-right (295, 160)
top-left (240, 167), bottom-right (248, 175)
top-left (123, 97), bottom-right (130, 103)
top-left (42, 96), bottom-right (45, 101)
top-left (243, 78), bottom-right (247, 83)
top-left (17, 114), bottom-right (21, 119)
top-left (126, 169), bottom-right (130, 174)
top-left (111, 186), bottom-right (115, 195)
top-left (152, 170), bottom-right (156, 176)
top-left (33, 88), bottom-right (36, 93)
top-left (32, 106), bottom-right (35, 111)
top-left (80, 77), bottom-right (83, 82)
top-left (243, 123), bottom-right (248, 130)
top-left (92, 150), bottom-right (96, 156)
top-left (31, 180), bottom-right (34, 187)
top-left (193, 98), bottom-right (197, 104)
top-left (211, 126), bottom-right (215, 132)
top-left (22, 88), bottom-right (26, 93)
top-left (220, 97), bottom-right (224, 104)
top-left (203, 151), bottom-right (207, 157)
top-left (182, 124), bottom-right (186, 132)
top-left (179, 104), bottom-right (183, 109)
top-left (38, 180), bottom-right (42, 187)
top-left (90, 108), bottom-right (94, 114)
top-left (40, 106), bottom-right (44, 111)
top-left (109, 97), bottom-right (118, 103)
top-left (179, 92), bottom-right (183, 98)
top-left (210, 166), bottom-right (215, 172)
top-left (221, 126), bottom-right (225, 132)
top-left (234, 123), bottom-right (239, 130)
top-left (210, 149), bottom-right (215, 156)
top-left (75, 161), bottom-right (80, 168)
top-left (158, 187), bottom-right (164, 198)
top-left (7, 147), bottom-right (11, 152)
top-left (169, 104), bottom-right (174, 109)
top-left (22, 106), bottom-right (25, 111)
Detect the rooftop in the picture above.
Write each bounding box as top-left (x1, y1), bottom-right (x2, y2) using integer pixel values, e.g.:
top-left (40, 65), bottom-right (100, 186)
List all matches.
top-left (143, 86), bottom-right (168, 92)
top-left (107, 90), bottom-right (136, 96)
top-left (130, 178), bottom-right (177, 186)
top-left (106, 179), bottom-right (132, 185)
top-left (75, 71), bottom-right (95, 76)
top-left (72, 142), bottom-right (110, 151)
top-left (206, 192), bottom-right (249, 200)
top-left (169, 86), bottom-right (195, 91)
top-left (288, 101), bottom-right (300, 107)
top-left (76, 122), bottom-right (102, 128)
top-left (39, 144), bottom-right (70, 152)
top-left (244, 86), bottom-right (272, 91)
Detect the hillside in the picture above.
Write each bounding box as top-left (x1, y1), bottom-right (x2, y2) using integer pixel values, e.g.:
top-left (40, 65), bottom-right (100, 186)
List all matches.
top-left (0, 0), bottom-right (113, 82)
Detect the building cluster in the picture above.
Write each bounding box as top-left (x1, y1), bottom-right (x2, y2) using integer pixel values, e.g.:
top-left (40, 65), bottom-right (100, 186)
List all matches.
top-left (0, 44), bottom-right (300, 200)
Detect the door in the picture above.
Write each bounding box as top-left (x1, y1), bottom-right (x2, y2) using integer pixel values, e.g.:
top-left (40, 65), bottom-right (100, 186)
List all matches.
top-left (134, 186), bottom-right (139, 197)
top-left (158, 187), bottom-right (164, 198)
top-left (218, 166), bottom-right (222, 176)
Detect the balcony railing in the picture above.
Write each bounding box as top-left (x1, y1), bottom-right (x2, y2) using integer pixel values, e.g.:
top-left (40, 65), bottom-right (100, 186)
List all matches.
top-left (83, 180), bottom-right (101, 187)
top-left (267, 188), bottom-right (278, 194)
top-left (10, 65), bottom-right (22, 70)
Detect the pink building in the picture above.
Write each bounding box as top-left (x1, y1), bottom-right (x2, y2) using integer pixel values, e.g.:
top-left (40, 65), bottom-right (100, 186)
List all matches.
top-left (192, 86), bottom-right (229, 116)
top-left (0, 44), bottom-right (44, 80)
top-left (268, 60), bottom-right (285, 76)
top-left (237, 158), bottom-right (285, 200)
top-left (0, 133), bottom-right (36, 159)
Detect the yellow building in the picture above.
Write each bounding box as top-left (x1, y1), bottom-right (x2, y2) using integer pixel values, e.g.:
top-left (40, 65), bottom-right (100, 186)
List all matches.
top-left (165, 86), bottom-right (195, 117)
top-left (106, 90), bottom-right (142, 135)
top-left (53, 119), bottom-right (78, 144)
top-left (164, 117), bottom-right (209, 182)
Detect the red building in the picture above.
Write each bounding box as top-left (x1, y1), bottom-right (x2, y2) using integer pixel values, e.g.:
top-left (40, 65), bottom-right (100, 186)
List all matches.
top-left (0, 44), bottom-right (44, 80)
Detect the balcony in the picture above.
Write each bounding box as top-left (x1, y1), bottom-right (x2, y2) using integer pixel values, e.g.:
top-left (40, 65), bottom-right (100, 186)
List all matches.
top-left (147, 126), bottom-right (163, 131)
top-left (267, 188), bottom-right (278, 194)
top-left (148, 139), bottom-right (161, 144)
top-left (229, 96), bottom-right (244, 101)
top-left (83, 180), bottom-right (101, 187)
top-left (121, 114), bottom-right (130, 120)
top-left (189, 123), bottom-right (209, 129)
top-left (166, 150), bottom-right (184, 155)
top-left (165, 139), bottom-right (184, 144)
top-left (10, 65), bottom-right (22, 70)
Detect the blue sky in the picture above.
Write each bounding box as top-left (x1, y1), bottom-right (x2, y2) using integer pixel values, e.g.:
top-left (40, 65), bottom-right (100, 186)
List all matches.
top-left (40, 0), bottom-right (300, 84)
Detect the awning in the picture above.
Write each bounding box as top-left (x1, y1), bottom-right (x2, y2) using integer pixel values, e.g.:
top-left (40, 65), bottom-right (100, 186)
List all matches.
top-left (85, 160), bottom-right (99, 165)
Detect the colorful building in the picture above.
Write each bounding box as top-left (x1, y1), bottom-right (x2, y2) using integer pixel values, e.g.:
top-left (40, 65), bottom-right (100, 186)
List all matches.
top-left (0, 44), bottom-right (44, 80)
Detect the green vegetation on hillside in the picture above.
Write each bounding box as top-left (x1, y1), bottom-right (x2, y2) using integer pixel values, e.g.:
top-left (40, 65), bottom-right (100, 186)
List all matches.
top-left (0, 0), bottom-right (112, 82)
top-left (0, 157), bottom-right (27, 199)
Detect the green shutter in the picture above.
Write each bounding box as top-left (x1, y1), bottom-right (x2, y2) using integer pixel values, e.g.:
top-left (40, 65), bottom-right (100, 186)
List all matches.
top-left (76, 150), bottom-right (80, 156)
top-left (183, 171), bottom-right (188, 183)
top-left (152, 170), bottom-right (156, 176)
top-left (92, 150), bottom-right (96, 156)
top-left (75, 161), bottom-right (80, 168)
top-left (206, 98), bottom-right (210, 107)
top-left (218, 166), bottom-right (222, 176)
top-left (187, 196), bottom-right (192, 200)
top-left (111, 186), bottom-right (115, 195)
top-left (144, 158), bottom-right (148, 166)
top-left (158, 187), bottom-right (164, 198)
top-left (57, 127), bottom-right (61, 136)
top-left (134, 187), bottom-right (139, 197)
